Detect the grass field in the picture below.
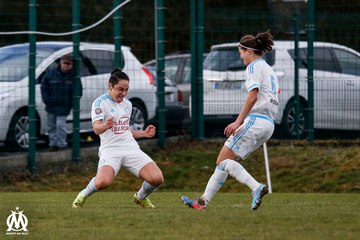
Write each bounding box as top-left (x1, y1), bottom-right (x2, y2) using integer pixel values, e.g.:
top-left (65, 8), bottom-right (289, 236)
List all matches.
top-left (0, 192), bottom-right (359, 240)
top-left (1, 139), bottom-right (359, 193)
top-left (0, 139), bottom-right (359, 239)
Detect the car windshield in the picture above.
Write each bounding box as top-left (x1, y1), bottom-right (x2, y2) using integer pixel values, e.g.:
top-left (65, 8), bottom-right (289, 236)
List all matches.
top-left (204, 47), bottom-right (246, 71)
top-left (0, 44), bottom-right (68, 82)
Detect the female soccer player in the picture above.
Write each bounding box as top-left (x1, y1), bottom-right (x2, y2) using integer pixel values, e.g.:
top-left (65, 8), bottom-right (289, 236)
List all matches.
top-left (73, 68), bottom-right (164, 208)
top-left (182, 30), bottom-right (279, 210)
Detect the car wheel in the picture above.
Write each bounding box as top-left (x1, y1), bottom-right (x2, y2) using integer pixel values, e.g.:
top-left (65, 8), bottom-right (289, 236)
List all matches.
top-left (281, 99), bottom-right (306, 139)
top-left (5, 110), bottom-right (30, 150)
top-left (130, 101), bottom-right (147, 131)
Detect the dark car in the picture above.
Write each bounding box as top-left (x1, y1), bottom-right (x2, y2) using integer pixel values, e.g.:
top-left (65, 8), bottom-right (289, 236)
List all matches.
top-left (142, 66), bottom-right (185, 131)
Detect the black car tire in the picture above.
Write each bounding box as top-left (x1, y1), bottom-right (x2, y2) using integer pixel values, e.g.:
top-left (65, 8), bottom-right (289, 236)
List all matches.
top-left (281, 99), bottom-right (307, 139)
top-left (130, 101), bottom-right (147, 131)
top-left (5, 110), bottom-right (30, 150)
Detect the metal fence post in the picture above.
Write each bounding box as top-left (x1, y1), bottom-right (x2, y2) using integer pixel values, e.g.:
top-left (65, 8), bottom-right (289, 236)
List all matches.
top-left (113, 0), bottom-right (122, 67)
top-left (27, 0), bottom-right (37, 174)
top-left (72, 0), bottom-right (81, 163)
top-left (293, 11), bottom-right (300, 139)
top-left (190, 0), bottom-right (204, 140)
top-left (306, 0), bottom-right (315, 142)
top-left (155, 0), bottom-right (166, 148)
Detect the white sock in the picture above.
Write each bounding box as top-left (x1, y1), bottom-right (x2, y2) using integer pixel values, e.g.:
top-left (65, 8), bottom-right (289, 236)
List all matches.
top-left (223, 160), bottom-right (260, 191)
top-left (201, 165), bottom-right (229, 206)
top-left (136, 181), bottom-right (158, 200)
top-left (80, 177), bottom-right (97, 197)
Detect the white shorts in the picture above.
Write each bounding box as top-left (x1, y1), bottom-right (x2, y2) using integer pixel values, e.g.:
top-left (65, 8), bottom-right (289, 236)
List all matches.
top-left (225, 114), bottom-right (274, 160)
top-left (97, 147), bottom-right (154, 177)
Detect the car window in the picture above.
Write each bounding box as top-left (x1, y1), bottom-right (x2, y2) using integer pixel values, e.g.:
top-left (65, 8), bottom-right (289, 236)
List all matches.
top-left (81, 50), bottom-right (116, 75)
top-left (333, 48), bottom-right (360, 76)
top-left (295, 47), bottom-right (339, 72)
top-left (0, 48), bottom-right (57, 82)
top-left (37, 56), bottom-right (91, 84)
top-left (182, 58), bottom-right (191, 84)
top-left (289, 47), bottom-right (339, 73)
top-left (313, 47), bottom-right (338, 72)
top-left (264, 51), bottom-right (275, 66)
top-left (204, 48), bottom-right (244, 71)
top-left (165, 58), bottom-right (182, 83)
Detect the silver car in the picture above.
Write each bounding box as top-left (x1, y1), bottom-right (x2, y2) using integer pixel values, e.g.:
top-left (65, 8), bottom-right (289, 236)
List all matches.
top-left (0, 41), bottom-right (157, 149)
top-left (143, 65), bottom-right (185, 130)
top-left (144, 52), bottom-right (207, 124)
top-left (202, 41), bottom-right (360, 137)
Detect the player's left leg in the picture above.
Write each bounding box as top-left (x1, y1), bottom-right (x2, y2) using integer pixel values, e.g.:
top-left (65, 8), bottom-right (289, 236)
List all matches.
top-left (134, 162), bottom-right (164, 208)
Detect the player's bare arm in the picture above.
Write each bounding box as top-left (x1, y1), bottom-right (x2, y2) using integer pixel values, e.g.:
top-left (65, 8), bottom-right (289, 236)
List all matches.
top-left (92, 117), bottom-right (115, 135)
top-left (132, 124), bottom-right (156, 139)
top-left (224, 88), bottom-right (258, 137)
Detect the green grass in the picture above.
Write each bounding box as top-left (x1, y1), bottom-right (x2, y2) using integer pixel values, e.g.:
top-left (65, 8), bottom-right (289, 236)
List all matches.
top-left (0, 192), bottom-right (359, 240)
top-left (1, 139), bottom-right (359, 193)
top-left (0, 139), bottom-right (359, 239)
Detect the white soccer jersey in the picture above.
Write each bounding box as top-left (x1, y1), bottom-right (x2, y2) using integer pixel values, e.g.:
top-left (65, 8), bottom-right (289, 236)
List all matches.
top-left (245, 58), bottom-right (280, 120)
top-left (91, 93), bottom-right (139, 151)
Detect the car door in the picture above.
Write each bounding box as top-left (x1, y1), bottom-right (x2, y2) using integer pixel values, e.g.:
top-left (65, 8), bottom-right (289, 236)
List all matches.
top-left (332, 48), bottom-right (360, 130)
top-left (303, 47), bottom-right (346, 129)
top-left (79, 49), bottom-right (115, 132)
top-left (36, 52), bottom-right (91, 134)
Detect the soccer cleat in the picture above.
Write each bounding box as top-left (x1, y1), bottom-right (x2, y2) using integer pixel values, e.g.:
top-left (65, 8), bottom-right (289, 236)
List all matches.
top-left (251, 184), bottom-right (269, 210)
top-left (181, 195), bottom-right (206, 210)
top-left (133, 193), bottom-right (155, 208)
top-left (72, 193), bottom-right (87, 208)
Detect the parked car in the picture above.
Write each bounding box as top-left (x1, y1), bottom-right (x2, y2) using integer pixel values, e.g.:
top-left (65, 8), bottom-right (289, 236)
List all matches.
top-left (201, 41), bottom-right (360, 138)
top-left (0, 41), bottom-right (157, 149)
top-left (142, 66), bottom-right (185, 130)
top-left (144, 52), bottom-right (207, 122)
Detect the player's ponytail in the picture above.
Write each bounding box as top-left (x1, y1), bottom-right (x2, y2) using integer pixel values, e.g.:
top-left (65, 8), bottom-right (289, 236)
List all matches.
top-left (255, 30), bottom-right (273, 52)
top-left (239, 29), bottom-right (273, 55)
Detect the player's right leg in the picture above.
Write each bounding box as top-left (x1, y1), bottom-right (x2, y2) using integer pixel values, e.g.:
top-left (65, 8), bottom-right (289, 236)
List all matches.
top-left (72, 177), bottom-right (96, 208)
top-left (72, 192), bottom-right (88, 208)
top-left (181, 158), bottom-right (229, 210)
top-left (133, 192), bottom-right (155, 208)
top-left (72, 166), bottom-right (115, 208)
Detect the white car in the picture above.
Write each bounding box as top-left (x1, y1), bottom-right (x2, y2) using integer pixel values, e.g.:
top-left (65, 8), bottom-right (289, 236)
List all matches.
top-left (202, 41), bottom-right (360, 138)
top-left (0, 41), bottom-right (157, 149)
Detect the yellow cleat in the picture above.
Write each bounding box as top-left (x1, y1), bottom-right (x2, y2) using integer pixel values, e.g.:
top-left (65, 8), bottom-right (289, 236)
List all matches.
top-left (72, 193), bottom-right (87, 208)
top-left (133, 193), bottom-right (155, 208)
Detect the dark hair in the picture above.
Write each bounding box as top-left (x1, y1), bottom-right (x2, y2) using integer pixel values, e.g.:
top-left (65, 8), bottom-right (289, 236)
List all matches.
top-left (60, 54), bottom-right (74, 62)
top-left (109, 67), bottom-right (129, 87)
top-left (239, 30), bottom-right (273, 55)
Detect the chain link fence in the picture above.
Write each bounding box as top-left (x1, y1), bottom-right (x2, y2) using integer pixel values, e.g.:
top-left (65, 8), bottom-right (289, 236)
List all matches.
top-left (0, 0), bottom-right (359, 157)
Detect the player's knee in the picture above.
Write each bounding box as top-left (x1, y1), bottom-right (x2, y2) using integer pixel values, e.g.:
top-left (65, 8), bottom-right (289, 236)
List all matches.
top-left (94, 177), bottom-right (112, 189)
top-left (216, 159), bottom-right (229, 170)
top-left (149, 174), bottom-right (164, 186)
